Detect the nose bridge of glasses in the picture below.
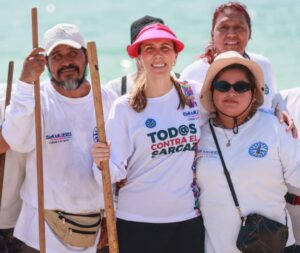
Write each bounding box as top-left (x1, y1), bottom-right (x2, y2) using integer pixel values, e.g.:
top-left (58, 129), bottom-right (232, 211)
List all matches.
top-left (226, 83), bottom-right (239, 93)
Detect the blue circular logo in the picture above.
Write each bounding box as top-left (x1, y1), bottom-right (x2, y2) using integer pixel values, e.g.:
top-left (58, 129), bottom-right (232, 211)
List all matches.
top-left (248, 142), bottom-right (268, 158)
top-left (179, 125), bottom-right (189, 136)
top-left (264, 84), bottom-right (269, 95)
top-left (93, 127), bottom-right (99, 143)
top-left (145, 118), bottom-right (156, 128)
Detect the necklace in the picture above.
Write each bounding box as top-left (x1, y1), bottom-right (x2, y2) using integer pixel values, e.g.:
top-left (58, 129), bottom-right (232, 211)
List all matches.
top-left (211, 117), bottom-right (241, 147)
top-left (222, 128), bottom-right (235, 147)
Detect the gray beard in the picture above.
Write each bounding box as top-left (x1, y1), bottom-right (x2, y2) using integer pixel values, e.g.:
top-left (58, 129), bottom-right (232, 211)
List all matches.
top-left (56, 79), bottom-right (81, 91)
top-left (49, 67), bottom-right (87, 91)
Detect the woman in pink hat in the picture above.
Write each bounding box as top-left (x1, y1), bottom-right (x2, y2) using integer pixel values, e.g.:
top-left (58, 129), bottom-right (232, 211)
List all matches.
top-left (92, 23), bottom-right (206, 253)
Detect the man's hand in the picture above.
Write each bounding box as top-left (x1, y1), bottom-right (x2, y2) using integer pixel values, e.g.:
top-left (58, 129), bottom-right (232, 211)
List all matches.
top-left (19, 48), bottom-right (46, 84)
top-left (92, 142), bottom-right (111, 168)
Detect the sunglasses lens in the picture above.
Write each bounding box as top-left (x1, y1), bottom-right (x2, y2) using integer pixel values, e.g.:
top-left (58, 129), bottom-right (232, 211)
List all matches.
top-left (233, 81), bottom-right (252, 93)
top-left (212, 81), bottom-right (231, 92)
top-left (212, 81), bottom-right (251, 93)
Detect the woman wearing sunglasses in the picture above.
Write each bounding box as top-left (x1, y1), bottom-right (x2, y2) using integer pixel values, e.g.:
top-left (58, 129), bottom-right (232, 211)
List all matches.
top-left (196, 51), bottom-right (300, 253)
top-left (92, 23), bottom-right (206, 253)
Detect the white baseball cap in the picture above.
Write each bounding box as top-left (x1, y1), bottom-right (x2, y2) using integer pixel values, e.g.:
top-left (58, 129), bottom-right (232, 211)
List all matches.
top-left (43, 24), bottom-right (85, 56)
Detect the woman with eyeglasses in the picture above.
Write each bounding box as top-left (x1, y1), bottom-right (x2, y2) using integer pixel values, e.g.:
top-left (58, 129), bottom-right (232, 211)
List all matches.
top-left (196, 51), bottom-right (300, 253)
top-left (92, 23), bottom-right (206, 253)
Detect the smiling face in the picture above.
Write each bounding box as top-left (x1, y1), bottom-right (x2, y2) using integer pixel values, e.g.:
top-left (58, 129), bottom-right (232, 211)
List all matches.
top-left (213, 68), bottom-right (253, 118)
top-left (212, 7), bottom-right (250, 55)
top-left (47, 44), bottom-right (87, 90)
top-left (138, 38), bottom-right (177, 76)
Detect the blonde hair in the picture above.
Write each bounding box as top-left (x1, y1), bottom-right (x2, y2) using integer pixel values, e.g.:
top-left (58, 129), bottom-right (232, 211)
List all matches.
top-left (129, 72), bottom-right (192, 112)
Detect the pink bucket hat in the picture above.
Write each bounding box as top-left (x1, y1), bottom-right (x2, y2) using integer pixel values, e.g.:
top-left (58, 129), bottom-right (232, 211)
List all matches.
top-left (127, 23), bottom-right (184, 58)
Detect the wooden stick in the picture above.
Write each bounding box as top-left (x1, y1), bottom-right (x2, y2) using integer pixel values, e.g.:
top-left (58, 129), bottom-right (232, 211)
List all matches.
top-left (4, 62), bottom-right (14, 109)
top-left (87, 42), bottom-right (119, 253)
top-left (31, 7), bottom-right (46, 253)
top-left (0, 61), bottom-right (14, 208)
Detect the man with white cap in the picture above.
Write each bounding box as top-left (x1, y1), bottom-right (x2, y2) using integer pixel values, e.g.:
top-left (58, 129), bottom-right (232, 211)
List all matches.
top-left (0, 24), bottom-right (117, 253)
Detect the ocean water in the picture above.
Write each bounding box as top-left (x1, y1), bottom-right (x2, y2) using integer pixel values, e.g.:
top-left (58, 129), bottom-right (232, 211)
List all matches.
top-left (0, 0), bottom-right (299, 90)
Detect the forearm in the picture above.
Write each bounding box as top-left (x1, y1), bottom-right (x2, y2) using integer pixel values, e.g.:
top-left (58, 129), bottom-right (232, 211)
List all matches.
top-left (2, 80), bottom-right (36, 153)
top-left (0, 130), bottom-right (10, 154)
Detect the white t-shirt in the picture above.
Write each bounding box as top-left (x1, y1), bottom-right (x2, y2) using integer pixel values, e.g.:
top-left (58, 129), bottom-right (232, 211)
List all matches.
top-left (0, 84), bottom-right (26, 229)
top-left (105, 81), bottom-right (208, 223)
top-left (0, 150), bottom-right (26, 229)
top-left (273, 87), bottom-right (300, 244)
top-left (196, 111), bottom-right (300, 253)
top-left (181, 52), bottom-right (277, 109)
top-left (105, 73), bottom-right (136, 97)
top-left (2, 80), bottom-right (117, 252)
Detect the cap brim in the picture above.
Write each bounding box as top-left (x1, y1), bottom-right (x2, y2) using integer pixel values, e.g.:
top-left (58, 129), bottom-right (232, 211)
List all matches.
top-left (46, 40), bottom-right (82, 55)
top-left (127, 33), bottom-right (184, 58)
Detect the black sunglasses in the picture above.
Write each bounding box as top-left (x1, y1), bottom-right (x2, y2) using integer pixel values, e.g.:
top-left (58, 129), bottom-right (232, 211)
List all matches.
top-left (212, 81), bottom-right (252, 93)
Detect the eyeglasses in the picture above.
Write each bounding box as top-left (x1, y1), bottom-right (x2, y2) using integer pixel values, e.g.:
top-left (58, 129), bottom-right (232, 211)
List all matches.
top-left (212, 81), bottom-right (252, 93)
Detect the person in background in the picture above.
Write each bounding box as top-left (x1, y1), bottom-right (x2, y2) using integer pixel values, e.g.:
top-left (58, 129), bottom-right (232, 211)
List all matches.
top-left (274, 88), bottom-right (300, 253)
top-left (93, 23), bottom-right (206, 253)
top-left (197, 50), bottom-right (298, 253)
top-left (181, 1), bottom-right (276, 109)
top-left (0, 85), bottom-right (25, 253)
top-left (0, 24), bottom-right (117, 253)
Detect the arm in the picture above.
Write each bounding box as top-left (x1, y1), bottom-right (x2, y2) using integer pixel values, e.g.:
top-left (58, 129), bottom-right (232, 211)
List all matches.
top-left (274, 106), bottom-right (298, 138)
top-left (92, 97), bottom-right (130, 184)
top-left (101, 99), bottom-right (131, 183)
top-left (2, 48), bottom-right (46, 153)
top-left (279, 123), bottom-right (300, 187)
top-left (0, 130), bottom-right (9, 154)
top-left (272, 92), bottom-right (298, 138)
top-left (0, 90), bottom-right (9, 154)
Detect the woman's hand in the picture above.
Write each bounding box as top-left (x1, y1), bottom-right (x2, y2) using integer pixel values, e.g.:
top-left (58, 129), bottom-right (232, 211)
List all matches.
top-left (92, 142), bottom-right (110, 168)
top-left (275, 107), bottom-right (298, 138)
